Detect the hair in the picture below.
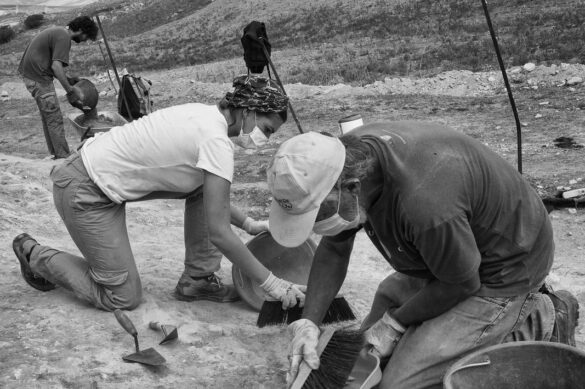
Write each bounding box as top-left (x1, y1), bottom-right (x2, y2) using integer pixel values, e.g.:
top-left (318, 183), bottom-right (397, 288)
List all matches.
top-left (67, 16), bottom-right (98, 41)
top-left (338, 134), bottom-right (376, 182)
top-left (218, 98), bottom-right (287, 125)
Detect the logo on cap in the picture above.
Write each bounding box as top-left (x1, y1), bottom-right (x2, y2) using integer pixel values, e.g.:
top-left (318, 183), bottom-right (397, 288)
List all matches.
top-left (276, 198), bottom-right (293, 209)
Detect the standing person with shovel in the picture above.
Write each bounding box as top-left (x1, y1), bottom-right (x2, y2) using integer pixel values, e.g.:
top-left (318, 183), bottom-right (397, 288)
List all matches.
top-left (18, 15), bottom-right (98, 159)
top-left (13, 75), bottom-right (305, 312)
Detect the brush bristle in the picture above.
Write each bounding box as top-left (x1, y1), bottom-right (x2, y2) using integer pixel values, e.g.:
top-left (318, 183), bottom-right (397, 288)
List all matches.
top-left (256, 297), bottom-right (357, 328)
top-left (302, 330), bottom-right (364, 389)
top-left (323, 297), bottom-right (357, 324)
top-left (256, 301), bottom-right (302, 328)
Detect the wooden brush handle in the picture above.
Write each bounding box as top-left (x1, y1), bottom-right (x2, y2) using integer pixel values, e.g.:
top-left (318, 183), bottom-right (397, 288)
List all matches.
top-left (290, 327), bottom-right (336, 389)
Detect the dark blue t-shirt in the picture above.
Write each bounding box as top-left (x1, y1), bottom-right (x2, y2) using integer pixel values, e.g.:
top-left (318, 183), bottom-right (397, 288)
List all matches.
top-left (18, 26), bottom-right (71, 83)
top-left (340, 121), bottom-right (553, 297)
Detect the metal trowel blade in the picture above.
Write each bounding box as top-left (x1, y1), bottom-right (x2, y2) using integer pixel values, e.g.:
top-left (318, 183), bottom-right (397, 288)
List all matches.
top-left (159, 325), bottom-right (178, 345)
top-left (122, 347), bottom-right (166, 366)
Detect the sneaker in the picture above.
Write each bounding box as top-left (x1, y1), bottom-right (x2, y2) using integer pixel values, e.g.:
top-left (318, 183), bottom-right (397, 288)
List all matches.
top-left (173, 273), bottom-right (240, 303)
top-left (540, 284), bottom-right (579, 347)
top-left (13, 233), bottom-right (56, 292)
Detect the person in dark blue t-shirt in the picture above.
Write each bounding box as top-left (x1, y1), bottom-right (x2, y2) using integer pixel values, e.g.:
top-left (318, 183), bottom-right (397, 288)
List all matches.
top-left (18, 16), bottom-right (98, 159)
top-left (267, 123), bottom-right (579, 389)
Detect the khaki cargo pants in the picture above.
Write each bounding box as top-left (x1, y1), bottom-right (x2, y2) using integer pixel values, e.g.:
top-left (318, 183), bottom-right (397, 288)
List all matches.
top-left (23, 77), bottom-right (70, 158)
top-left (28, 153), bottom-right (220, 311)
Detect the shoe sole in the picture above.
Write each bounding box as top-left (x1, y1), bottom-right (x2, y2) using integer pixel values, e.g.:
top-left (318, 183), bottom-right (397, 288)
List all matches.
top-left (13, 234), bottom-right (56, 292)
top-left (172, 289), bottom-right (240, 303)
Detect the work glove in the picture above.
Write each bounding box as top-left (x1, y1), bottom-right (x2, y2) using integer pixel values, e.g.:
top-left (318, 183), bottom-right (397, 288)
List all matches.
top-left (242, 217), bottom-right (269, 235)
top-left (286, 319), bottom-right (320, 388)
top-left (66, 85), bottom-right (84, 110)
top-left (364, 311), bottom-right (406, 358)
top-left (259, 272), bottom-right (306, 309)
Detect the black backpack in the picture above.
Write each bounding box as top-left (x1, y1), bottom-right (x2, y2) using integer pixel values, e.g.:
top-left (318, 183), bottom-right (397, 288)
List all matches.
top-left (117, 74), bottom-right (153, 121)
top-left (241, 21), bottom-right (271, 74)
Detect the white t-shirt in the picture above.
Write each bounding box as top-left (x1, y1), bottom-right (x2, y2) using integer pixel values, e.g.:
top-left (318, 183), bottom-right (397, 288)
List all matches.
top-left (80, 103), bottom-right (234, 204)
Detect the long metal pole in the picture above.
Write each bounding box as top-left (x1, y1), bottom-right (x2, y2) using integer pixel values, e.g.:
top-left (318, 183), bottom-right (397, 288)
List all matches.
top-left (97, 40), bottom-right (117, 94)
top-left (94, 14), bottom-right (133, 120)
top-left (480, 0), bottom-right (522, 173)
top-left (258, 38), bottom-right (304, 134)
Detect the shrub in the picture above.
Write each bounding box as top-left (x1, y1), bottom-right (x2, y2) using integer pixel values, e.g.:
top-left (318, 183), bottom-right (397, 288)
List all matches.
top-left (24, 14), bottom-right (45, 30)
top-left (0, 25), bottom-right (16, 44)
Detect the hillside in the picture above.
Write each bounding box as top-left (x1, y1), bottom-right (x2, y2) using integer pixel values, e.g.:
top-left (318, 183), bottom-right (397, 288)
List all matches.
top-left (1, 0), bottom-right (584, 85)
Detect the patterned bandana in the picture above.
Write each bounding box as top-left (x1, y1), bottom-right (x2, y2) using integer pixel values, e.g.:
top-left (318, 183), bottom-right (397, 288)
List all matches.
top-left (224, 74), bottom-right (289, 113)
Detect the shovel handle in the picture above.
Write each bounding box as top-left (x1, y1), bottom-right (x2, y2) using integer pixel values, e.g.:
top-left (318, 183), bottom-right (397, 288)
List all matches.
top-left (114, 309), bottom-right (138, 337)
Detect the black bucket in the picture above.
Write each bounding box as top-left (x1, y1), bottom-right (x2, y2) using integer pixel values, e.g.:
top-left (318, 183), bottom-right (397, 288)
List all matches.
top-left (232, 231), bottom-right (316, 311)
top-left (444, 341), bottom-right (585, 389)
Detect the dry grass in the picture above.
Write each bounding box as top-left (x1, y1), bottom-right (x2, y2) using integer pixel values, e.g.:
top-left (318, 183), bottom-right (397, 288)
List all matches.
top-left (1, 0), bottom-right (584, 85)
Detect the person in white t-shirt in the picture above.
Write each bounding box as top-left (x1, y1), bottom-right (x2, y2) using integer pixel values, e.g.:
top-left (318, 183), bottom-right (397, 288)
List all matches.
top-left (12, 75), bottom-right (306, 312)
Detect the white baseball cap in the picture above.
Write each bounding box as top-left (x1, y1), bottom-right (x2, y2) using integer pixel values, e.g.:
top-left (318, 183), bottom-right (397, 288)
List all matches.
top-left (267, 132), bottom-right (346, 247)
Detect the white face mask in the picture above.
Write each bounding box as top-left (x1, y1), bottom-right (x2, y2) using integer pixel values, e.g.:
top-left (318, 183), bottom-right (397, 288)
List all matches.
top-left (313, 189), bottom-right (360, 236)
top-left (233, 112), bottom-right (268, 149)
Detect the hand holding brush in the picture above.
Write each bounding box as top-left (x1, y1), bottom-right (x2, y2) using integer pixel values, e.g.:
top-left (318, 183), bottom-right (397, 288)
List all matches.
top-left (259, 272), bottom-right (306, 309)
top-left (287, 319), bottom-right (364, 389)
top-left (287, 319), bottom-right (321, 385)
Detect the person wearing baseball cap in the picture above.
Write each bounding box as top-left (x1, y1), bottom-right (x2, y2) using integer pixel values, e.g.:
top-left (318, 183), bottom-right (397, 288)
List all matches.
top-left (269, 123), bottom-right (577, 388)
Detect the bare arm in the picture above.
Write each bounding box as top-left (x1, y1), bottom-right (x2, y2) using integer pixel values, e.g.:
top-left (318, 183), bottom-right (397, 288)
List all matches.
top-left (392, 274), bottom-right (481, 326)
top-left (203, 171), bottom-right (270, 284)
top-left (230, 206), bottom-right (248, 229)
top-left (301, 235), bottom-right (356, 325)
top-left (51, 60), bottom-right (74, 93)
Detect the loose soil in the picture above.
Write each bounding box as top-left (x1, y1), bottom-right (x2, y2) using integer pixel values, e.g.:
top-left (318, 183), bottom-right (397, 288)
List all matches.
top-left (0, 64), bottom-right (583, 388)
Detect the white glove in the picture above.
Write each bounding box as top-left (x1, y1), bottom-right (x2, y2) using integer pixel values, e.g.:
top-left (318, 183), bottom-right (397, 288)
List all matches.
top-left (259, 272), bottom-right (306, 309)
top-left (364, 312), bottom-right (406, 358)
top-left (286, 319), bottom-right (320, 387)
top-left (242, 217), bottom-right (269, 235)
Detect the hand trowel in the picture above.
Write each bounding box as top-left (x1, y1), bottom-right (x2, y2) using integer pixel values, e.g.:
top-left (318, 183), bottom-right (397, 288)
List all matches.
top-left (149, 321), bottom-right (178, 345)
top-left (114, 309), bottom-right (166, 366)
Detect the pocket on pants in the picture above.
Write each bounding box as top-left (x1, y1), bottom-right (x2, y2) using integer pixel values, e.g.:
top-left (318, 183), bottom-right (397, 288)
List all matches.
top-left (38, 92), bottom-right (59, 113)
top-left (51, 164), bottom-right (74, 188)
top-left (72, 182), bottom-right (114, 211)
top-left (52, 173), bottom-right (74, 189)
top-left (90, 268), bottom-right (128, 287)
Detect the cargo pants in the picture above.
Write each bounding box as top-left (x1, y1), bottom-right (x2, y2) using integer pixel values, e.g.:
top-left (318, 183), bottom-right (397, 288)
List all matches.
top-left (23, 77), bottom-right (70, 158)
top-left (28, 153), bottom-right (221, 311)
top-left (361, 272), bottom-right (556, 389)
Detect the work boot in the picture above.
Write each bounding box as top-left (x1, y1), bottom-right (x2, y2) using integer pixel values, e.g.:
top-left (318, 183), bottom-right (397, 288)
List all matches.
top-left (13, 233), bottom-right (56, 292)
top-left (540, 284), bottom-right (579, 347)
top-left (173, 273), bottom-right (240, 303)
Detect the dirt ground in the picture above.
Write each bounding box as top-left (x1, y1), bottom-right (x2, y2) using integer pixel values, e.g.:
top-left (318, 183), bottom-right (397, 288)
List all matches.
top-left (0, 65), bottom-right (584, 388)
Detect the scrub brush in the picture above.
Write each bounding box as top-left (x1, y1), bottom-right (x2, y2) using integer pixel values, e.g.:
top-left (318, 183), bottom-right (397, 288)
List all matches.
top-left (257, 296), bottom-right (356, 328)
top-left (290, 327), bottom-right (364, 389)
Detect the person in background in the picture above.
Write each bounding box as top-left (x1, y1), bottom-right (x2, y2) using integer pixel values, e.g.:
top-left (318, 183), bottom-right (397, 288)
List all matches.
top-left (13, 75), bottom-right (305, 313)
top-left (18, 15), bottom-right (98, 159)
top-left (267, 124), bottom-right (579, 389)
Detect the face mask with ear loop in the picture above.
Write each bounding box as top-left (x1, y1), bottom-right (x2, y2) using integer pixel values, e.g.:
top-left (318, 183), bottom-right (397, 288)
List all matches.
top-left (313, 184), bottom-right (361, 236)
top-left (234, 111), bottom-right (268, 149)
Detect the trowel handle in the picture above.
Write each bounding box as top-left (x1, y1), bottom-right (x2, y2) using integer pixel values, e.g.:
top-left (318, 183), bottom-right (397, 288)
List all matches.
top-left (114, 309), bottom-right (138, 337)
top-left (149, 321), bottom-right (163, 331)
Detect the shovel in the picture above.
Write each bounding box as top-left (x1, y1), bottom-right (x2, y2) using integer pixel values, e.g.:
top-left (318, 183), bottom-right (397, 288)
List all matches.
top-left (149, 321), bottom-right (178, 345)
top-left (114, 309), bottom-right (166, 366)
